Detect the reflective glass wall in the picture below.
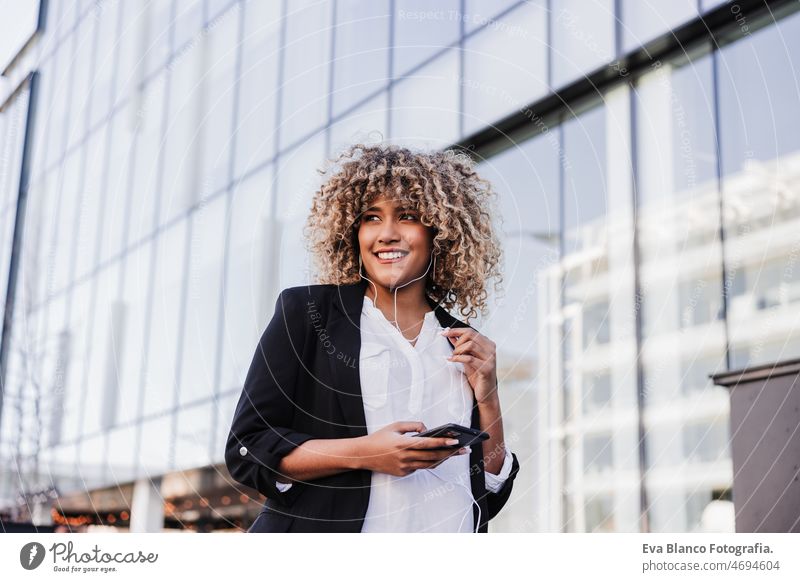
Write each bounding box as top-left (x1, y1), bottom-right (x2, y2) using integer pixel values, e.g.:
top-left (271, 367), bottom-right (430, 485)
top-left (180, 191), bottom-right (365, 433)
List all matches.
top-left (0, 0), bottom-right (798, 533)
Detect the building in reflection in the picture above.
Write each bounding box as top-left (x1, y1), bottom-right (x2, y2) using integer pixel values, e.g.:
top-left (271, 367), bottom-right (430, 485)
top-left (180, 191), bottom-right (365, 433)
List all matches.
top-left (0, 0), bottom-right (798, 532)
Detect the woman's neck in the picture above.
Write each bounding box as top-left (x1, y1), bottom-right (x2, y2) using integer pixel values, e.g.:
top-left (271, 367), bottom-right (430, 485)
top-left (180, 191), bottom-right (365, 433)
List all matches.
top-left (365, 282), bottom-right (432, 320)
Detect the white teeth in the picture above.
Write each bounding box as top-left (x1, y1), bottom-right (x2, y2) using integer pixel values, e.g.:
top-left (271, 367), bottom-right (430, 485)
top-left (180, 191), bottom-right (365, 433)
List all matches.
top-left (377, 251), bottom-right (406, 260)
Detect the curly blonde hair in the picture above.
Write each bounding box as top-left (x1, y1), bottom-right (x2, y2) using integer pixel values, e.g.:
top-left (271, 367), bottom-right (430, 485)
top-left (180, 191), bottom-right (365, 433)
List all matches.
top-left (303, 143), bottom-right (503, 322)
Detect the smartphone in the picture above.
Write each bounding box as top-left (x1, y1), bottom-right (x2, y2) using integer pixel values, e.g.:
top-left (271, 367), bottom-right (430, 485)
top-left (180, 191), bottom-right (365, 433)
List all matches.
top-left (413, 423), bottom-right (489, 450)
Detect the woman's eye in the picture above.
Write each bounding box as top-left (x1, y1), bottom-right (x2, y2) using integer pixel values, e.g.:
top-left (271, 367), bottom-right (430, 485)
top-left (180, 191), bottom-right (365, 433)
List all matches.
top-left (363, 213), bottom-right (416, 222)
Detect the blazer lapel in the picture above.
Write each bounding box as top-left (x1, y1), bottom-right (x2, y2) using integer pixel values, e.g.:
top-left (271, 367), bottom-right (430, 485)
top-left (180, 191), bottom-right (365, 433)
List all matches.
top-left (428, 295), bottom-right (471, 332)
top-left (327, 279), bottom-right (371, 438)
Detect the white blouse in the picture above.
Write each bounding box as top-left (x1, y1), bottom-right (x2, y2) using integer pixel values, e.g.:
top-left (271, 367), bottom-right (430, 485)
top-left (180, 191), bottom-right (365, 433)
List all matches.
top-left (276, 294), bottom-right (513, 532)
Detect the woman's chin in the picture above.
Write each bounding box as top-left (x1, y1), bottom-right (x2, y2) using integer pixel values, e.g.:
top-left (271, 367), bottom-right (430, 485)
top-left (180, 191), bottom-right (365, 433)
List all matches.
top-left (367, 266), bottom-right (427, 291)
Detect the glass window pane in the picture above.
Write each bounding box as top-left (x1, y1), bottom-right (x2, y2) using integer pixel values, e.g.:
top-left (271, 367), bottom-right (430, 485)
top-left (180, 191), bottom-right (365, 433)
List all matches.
top-left (162, 38), bottom-right (203, 225)
top-left (75, 125), bottom-right (108, 279)
top-left (551, 0), bottom-right (615, 88)
top-left (463, 0), bottom-right (519, 34)
top-left (585, 492), bottom-right (615, 532)
top-left (79, 434), bottom-right (108, 490)
top-left (51, 152), bottom-right (82, 293)
top-left (635, 55), bottom-right (723, 341)
top-left (144, 0), bottom-right (173, 78)
top-left (46, 296), bottom-right (69, 447)
top-left (393, 0), bottom-right (460, 77)
top-left (142, 220), bottom-right (187, 417)
top-left (83, 263), bottom-right (120, 435)
top-left (117, 240), bottom-right (152, 424)
top-left (621, 0), bottom-right (697, 53)
top-left (179, 195), bottom-right (226, 405)
top-left (329, 92), bottom-right (388, 157)
top-left (101, 106), bottom-right (137, 265)
top-left (718, 11), bottom-right (800, 367)
top-left (390, 50), bottom-right (460, 148)
top-left (89, 0), bottom-right (121, 128)
top-left (562, 106), bottom-right (607, 255)
top-left (234, 0), bottom-right (282, 180)
top-left (0, 0), bottom-right (39, 66)
top-left (220, 167), bottom-right (274, 390)
top-left (477, 134), bottom-right (560, 343)
top-left (47, 39), bottom-right (75, 168)
top-left (173, 0), bottom-right (203, 50)
top-left (136, 415), bottom-right (171, 477)
top-left (67, 14), bottom-right (97, 150)
top-left (174, 402), bottom-right (213, 471)
top-left (129, 72), bottom-right (167, 246)
top-left (583, 433), bottom-right (613, 475)
top-left (199, 3), bottom-right (239, 194)
top-left (212, 392), bottom-right (238, 462)
top-left (280, 0), bottom-right (332, 145)
top-left (64, 282), bottom-right (93, 442)
top-left (462, 0), bottom-right (548, 136)
top-left (208, 0), bottom-right (233, 21)
top-left (682, 421), bottom-right (729, 464)
top-left (332, 0), bottom-right (390, 117)
top-left (116, 1), bottom-right (148, 101)
top-left (276, 134), bottom-right (326, 287)
top-left (107, 425), bottom-right (138, 483)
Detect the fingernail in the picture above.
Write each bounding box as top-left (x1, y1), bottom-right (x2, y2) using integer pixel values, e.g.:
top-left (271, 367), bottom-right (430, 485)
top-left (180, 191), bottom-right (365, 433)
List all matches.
top-left (446, 439), bottom-right (459, 446)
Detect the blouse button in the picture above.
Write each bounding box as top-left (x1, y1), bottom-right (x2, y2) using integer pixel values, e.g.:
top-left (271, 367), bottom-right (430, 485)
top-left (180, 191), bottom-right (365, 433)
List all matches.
top-left (239, 446), bottom-right (248, 456)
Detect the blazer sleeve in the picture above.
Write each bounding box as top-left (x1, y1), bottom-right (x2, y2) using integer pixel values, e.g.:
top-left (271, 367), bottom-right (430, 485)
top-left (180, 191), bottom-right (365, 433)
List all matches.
top-left (224, 288), bottom-right (317, 508)
top-left (484, 451), bottom-right (521, 522)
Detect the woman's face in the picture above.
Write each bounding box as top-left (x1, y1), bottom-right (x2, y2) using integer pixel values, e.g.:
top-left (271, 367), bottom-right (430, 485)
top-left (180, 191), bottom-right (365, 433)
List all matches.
top-left (356, 196), bottom-right (434, 291)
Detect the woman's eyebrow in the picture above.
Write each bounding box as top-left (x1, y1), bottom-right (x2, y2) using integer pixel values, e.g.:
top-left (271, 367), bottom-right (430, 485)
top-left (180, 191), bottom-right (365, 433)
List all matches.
top-left (365, 205), bottom-right (416, 212)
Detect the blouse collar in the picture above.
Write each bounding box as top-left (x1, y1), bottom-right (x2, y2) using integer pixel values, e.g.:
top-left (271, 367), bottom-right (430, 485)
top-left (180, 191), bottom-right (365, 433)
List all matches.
top-left (362, 294), bottom-right (438, 323)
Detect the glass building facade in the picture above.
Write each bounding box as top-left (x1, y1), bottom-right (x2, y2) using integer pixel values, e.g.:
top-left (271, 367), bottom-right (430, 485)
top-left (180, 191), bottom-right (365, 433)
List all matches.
top-left (0, 0), bottom-right (798, 532)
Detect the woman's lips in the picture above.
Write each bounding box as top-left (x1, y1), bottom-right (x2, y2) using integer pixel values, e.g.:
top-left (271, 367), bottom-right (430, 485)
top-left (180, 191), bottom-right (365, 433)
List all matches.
top-left (374, 253), bottom-right (408, 264)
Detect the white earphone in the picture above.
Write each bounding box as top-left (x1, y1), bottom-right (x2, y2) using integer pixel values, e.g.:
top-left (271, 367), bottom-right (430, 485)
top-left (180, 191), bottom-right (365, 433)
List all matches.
top-left (423, 463), bottom-right (482, 533)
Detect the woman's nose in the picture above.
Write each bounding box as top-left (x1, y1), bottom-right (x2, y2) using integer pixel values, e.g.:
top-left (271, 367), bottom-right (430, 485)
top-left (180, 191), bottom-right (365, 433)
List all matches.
top-left (377, 218), bottom-right (400, 241)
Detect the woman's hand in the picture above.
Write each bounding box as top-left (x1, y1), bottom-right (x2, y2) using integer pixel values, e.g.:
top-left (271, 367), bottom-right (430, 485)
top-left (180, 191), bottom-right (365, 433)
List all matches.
top-left (354, 421), bottom-right (469, 476)
top-left (442, 327), bottom-right (499, 405)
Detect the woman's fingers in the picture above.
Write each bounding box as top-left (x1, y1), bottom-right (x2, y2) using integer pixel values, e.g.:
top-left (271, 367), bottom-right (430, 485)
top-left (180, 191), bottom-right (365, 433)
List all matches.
top-left (391, 420), bottom-right (427, 434)
top-left (405, 436), bottom-right (459, 450)
top-left (447, 354), bottom-right (476, 366)
top-left (440, 327), bottom-right (476, 348)
top-left (450, 339), bottom-right (478, 357)
top-left (450, 339), bottom-right (493, 363)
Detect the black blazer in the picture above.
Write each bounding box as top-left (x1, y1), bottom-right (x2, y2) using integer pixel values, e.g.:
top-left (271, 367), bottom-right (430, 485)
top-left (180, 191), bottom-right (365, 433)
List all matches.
top-left (225, 278), bottom-right (520, 532)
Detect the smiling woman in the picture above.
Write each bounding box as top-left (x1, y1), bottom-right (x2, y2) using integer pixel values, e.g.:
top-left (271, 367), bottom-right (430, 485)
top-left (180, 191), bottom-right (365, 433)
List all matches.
top-left (226, 142), bottom-right (520, 533)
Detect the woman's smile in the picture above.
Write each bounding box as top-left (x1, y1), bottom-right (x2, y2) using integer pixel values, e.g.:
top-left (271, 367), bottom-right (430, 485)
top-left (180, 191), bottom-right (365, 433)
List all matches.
top-left (374, 248), bottom-right (410, 264)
